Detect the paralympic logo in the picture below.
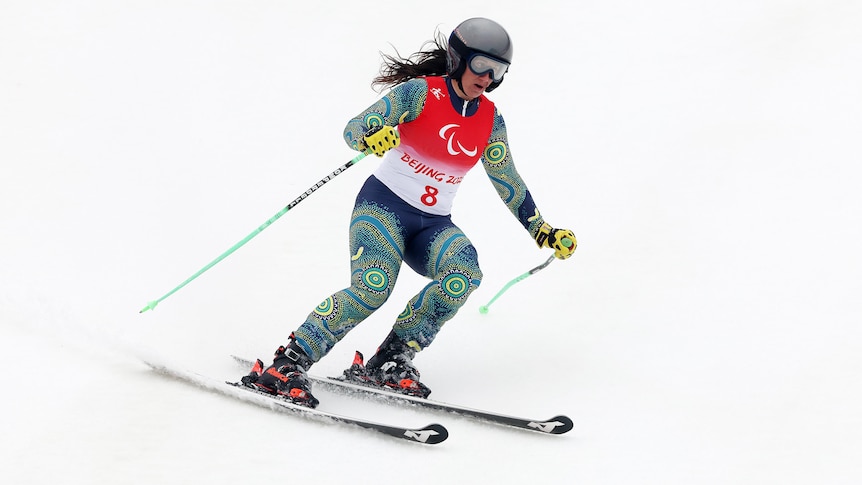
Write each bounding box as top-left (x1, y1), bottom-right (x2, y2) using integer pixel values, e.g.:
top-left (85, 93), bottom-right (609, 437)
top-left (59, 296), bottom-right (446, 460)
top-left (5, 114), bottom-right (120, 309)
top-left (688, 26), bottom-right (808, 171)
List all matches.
top-left (438, 124), bottom-right (477, 157)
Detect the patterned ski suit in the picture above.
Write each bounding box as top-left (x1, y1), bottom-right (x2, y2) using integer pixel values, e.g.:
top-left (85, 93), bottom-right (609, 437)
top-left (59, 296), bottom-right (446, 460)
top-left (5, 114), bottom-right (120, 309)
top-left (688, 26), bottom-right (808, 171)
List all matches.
top-left (293, 76), bottom-right (549, 362)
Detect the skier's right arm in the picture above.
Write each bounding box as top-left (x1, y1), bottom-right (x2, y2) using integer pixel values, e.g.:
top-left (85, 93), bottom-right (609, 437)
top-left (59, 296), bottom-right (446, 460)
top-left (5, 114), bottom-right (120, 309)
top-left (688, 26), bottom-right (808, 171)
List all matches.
top-left (343, 78), bottom-right (427, 152)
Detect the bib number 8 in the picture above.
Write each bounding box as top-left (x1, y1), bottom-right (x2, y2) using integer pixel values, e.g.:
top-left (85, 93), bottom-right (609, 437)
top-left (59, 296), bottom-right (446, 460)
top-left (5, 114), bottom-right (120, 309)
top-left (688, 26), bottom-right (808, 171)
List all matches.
top-left (421, 185), bottom-right (438, 207)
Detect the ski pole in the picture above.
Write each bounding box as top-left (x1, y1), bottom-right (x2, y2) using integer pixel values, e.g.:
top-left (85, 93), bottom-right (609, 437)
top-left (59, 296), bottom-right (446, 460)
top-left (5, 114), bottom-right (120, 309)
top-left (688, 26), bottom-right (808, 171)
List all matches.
top-left (478, 243), bottom-right (570, 314)
top-left (139, 150), bottom-right (370, 314)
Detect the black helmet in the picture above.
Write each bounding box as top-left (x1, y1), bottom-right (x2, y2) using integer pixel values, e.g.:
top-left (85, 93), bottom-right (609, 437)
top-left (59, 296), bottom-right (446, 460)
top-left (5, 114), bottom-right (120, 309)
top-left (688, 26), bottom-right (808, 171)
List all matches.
top-left (447, 18), bottom-right (513, 92)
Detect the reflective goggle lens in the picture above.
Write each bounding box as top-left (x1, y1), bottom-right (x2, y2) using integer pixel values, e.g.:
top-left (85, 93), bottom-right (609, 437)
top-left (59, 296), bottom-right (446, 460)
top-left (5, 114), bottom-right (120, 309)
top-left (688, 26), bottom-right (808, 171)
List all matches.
top-left (468, 54), bottom-right (509, 82)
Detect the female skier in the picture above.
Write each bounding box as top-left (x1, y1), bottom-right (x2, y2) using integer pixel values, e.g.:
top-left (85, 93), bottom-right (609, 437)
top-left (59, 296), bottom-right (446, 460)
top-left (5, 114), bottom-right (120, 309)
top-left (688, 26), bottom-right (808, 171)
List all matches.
top-left (241, 17), bottom-right (577, 407)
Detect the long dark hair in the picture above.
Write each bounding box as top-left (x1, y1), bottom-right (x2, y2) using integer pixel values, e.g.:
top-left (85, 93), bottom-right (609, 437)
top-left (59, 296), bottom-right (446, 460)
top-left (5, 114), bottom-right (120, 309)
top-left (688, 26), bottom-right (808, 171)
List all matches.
top-left (372, 31), bottom-right (449, 91)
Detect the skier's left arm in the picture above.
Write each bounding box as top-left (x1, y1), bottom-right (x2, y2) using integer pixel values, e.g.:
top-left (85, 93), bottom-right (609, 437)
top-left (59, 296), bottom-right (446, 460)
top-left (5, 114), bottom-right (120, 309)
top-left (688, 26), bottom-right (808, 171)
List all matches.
top-left (480, 108), bottom-right (577, 260)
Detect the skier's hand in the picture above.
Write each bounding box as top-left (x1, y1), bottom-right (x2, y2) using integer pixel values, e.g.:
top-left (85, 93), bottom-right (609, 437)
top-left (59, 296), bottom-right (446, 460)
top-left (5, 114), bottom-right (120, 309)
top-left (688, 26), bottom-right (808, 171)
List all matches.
top-left (362, 125), bottom-right (400, 157)
top-left (535, 223), bottom-right (577, 260)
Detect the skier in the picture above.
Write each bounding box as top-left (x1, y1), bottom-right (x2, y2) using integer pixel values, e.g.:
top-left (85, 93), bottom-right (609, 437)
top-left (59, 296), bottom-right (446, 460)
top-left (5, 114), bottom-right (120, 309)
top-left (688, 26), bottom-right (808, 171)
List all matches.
top-left (241, 17), bottom-right (577, 407)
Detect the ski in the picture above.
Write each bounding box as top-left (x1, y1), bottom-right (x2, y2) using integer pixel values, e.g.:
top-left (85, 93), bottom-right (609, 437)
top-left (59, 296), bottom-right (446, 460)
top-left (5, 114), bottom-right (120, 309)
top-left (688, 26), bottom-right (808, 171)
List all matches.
top-left (145, 362), bottom-right (448, 445)
top-left (232, 355), bottom-right (573, 435)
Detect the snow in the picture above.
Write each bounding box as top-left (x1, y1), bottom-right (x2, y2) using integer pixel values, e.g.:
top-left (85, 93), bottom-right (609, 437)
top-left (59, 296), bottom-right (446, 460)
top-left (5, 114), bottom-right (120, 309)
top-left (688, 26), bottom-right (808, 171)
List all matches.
top-left (2, 1), bottom-right (861, 483)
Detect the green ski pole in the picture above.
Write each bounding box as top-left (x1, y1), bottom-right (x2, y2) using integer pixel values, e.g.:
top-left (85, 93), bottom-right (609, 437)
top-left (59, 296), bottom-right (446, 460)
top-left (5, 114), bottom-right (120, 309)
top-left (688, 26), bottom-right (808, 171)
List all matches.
top-left (139, 151), bottom-right (369, 314)
top-left (478, 237), bottom-right (572, 314)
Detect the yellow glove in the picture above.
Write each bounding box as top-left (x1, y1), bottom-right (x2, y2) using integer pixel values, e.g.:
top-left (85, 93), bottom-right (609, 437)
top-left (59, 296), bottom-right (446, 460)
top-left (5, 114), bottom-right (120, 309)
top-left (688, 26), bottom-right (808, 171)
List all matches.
top-left (362, 125), bottom-right (400, 157)
top-left (535, 223), bottom-right (577, 260)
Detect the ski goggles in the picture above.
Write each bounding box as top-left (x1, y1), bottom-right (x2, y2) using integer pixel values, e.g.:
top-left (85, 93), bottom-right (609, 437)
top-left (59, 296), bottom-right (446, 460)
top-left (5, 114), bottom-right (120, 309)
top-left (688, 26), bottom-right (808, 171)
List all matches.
top-left (467, 53), bottom-right (509, 82)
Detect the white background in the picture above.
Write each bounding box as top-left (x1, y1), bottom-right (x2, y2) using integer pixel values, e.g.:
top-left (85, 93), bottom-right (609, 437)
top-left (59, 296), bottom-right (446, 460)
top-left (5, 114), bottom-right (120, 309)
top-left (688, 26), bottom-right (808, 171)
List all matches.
top-left (2, 1), bottom-right (861, 483)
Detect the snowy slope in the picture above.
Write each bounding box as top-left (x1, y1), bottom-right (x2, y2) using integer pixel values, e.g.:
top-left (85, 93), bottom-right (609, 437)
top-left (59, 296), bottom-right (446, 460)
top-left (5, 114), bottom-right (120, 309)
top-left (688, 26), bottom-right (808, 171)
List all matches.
top-left (2, 1), bottom-right (861, 484)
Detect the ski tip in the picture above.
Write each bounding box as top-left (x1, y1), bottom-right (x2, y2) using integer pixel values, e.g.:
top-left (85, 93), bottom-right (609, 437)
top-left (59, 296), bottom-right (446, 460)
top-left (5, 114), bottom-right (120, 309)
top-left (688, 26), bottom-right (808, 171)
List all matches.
top-left (543, 415), bottom-right (574, 435)
top-left (413, 423), bottom-right (449, 444)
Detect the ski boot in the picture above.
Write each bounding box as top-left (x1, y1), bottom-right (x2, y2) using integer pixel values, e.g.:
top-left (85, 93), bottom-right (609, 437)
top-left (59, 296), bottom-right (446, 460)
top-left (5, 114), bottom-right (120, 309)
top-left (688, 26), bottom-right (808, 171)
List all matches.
top-left (363, 330), bottom-right (432, 399)
top-left (241, 339), bottom-right (319, 408)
